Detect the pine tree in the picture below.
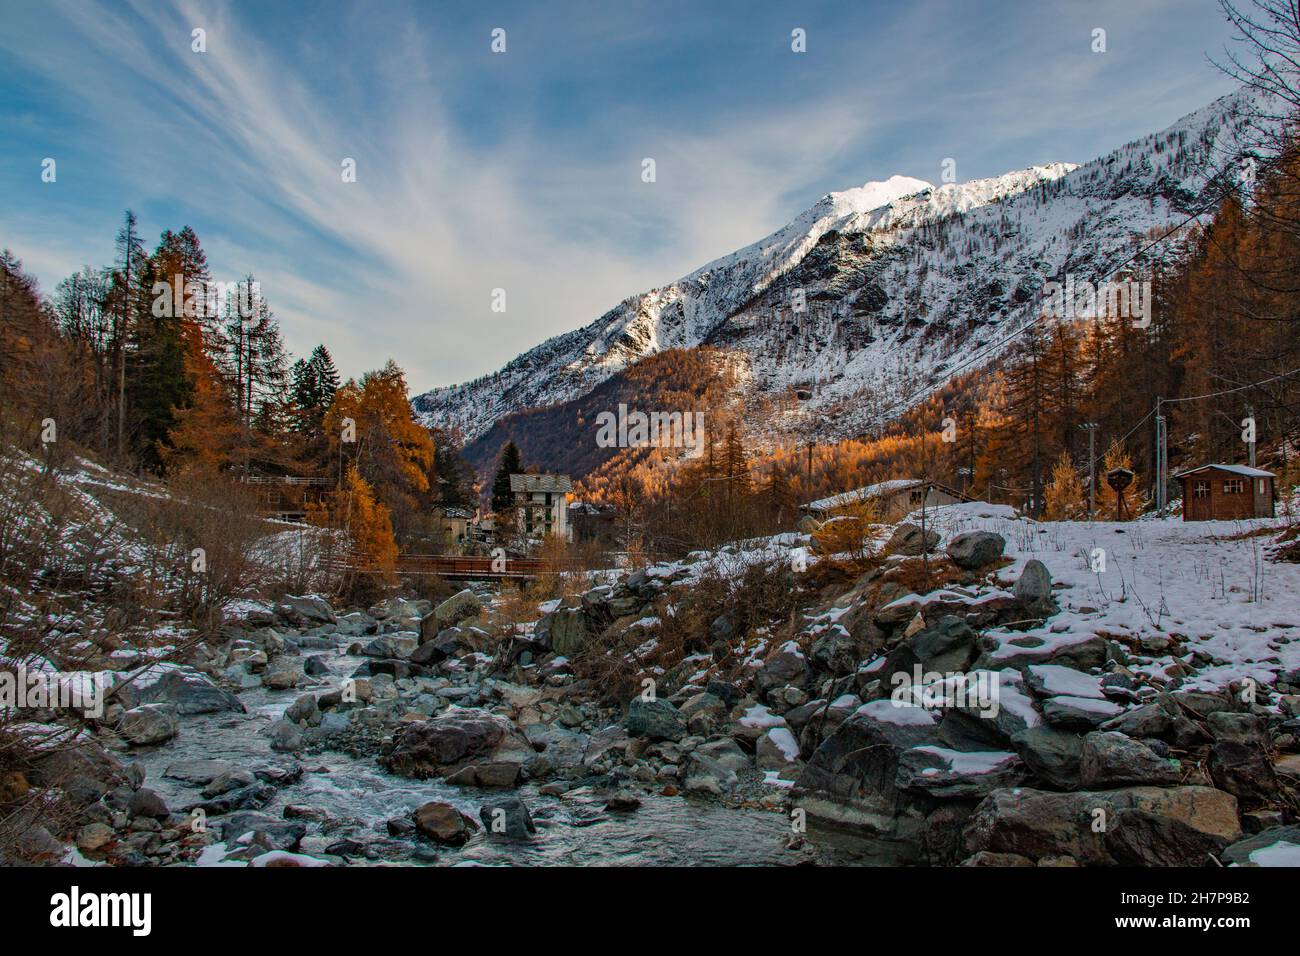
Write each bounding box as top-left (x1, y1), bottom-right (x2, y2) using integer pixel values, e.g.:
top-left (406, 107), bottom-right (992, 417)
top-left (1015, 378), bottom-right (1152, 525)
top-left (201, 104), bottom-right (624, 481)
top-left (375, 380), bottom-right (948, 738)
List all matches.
top-left (492, 441), bottom-right (522, 514)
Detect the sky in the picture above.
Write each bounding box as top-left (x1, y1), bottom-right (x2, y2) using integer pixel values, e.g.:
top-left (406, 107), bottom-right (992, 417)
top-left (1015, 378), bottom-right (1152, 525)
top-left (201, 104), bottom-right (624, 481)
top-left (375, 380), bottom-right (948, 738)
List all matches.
top-left (0, 0), bottom-right (1243, 395)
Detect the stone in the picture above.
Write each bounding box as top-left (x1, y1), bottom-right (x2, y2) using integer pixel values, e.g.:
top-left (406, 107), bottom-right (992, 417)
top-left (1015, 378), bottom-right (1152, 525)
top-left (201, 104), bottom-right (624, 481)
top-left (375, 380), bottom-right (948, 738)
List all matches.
top-left (263, 658), bottom-right (304, 691)
top-left (285, 694), bottom-right (320, 725)
top-left (274, 594), bottom-right (337, 626)
top-left (697, 737), bottom-right (750, 774)
top-left (1079, 731), bottom-right (1180, 788)
top-left (380, 709), bottom-right (532, 778)
top-left (1014, 560), bottom-right (1056, 616)
top-left (683, 752), bottom-right (738, 795)
top-left (756, 727), bottom-right (802, 770)
top-left (112, 663), bottom-right (244, 714)
top-left (1220, 825), bottom-right (1300, 866)
top-left (895, 746), bottom-right (1024, 798)
top-left (412, 801), bottom-right (478, 846)
top-left (127, 788), bottom-right (169, 820)
top-left (1011, 726), bottom-right (1083, 790)
top-left (478, 796), bottom-right (535, 838)
top-left (1041, 695), bottom-right (1122, 730)
top-left (411, 627), bottom-right (464, 665)
top-left (964, 786), bottom-right (1241, 866)
top-left (219, 812), bottom-right (307, 852)
top-left (76, 822), bottom-right (115, 852)
top-left (267, 719), bottom-right (305, 753)
top-left (433, 589), bottom-right (482, 628)
top-left (909, 616), bottom-right (978, 673)
top-left (945, 531), bottom-right (1006, 569)
top-left (755, 643), bottom-right (808, 694)
top-left (625, 698), bottom-right (686, 742)
top-left (118, 703), bottom-right (179, 745)
top-left (888, 523), bottom-right (940, 556)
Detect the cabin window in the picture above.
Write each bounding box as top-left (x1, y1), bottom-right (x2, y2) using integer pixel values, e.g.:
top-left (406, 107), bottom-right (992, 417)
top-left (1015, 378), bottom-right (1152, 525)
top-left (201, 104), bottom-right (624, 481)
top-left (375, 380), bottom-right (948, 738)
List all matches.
top-left (1223, 478), bottom-right (1244, 494)
top-left (909, 489), bottom-right (925, 505)
top-left (1193, 480), bottom-right (1209, 499)
top-left (1259, 478), bottom-right (1267, 495)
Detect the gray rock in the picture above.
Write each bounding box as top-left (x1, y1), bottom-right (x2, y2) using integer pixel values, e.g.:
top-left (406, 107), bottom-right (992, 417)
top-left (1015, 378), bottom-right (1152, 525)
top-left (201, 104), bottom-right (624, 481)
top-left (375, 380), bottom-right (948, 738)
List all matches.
top-left (1014, 560), bottom-right (1056, 616)
top-left (219, 812), bottom-right (307, 851)
top-left (896, 746), bottom-right (1024, 798)
top-left (263, 658), bottom-right (305, 691)
top-left (946, 531), bottom-right (1006, 569)
top-left (697, 737), bottom-right (750, 774)
top-left (267, 719), bottom-right (304, 753)
top-left (625, 697), bottom-right (686, 742)
top-left (1041, 695), bottom-right (1122, 730)
top-left (755, 644), bottom-right (808, 694)
top-left (127, 787), bottom-right (169, 820)
top-left (964, 785), bottom-right (1241, 866)
top-left (275, 594), bottom-right (337, 626)
top-left (479, 796), bottom-right (536, 838)
top-left (113, 664), bottom-right (244, 714)
top-left (1011, 726), bottom-right (1083, 790)
top-left (433, 589), bottom-right (482, 627)
top-left (1079, 731), bottom-right (1180, 788)
top-left (1221, 825), bottom-right (1300, 866)
top-left (683, 752), bottom-right (738, 795)
top-left (910, 616), bottom-right (978, 673)
top-left (118, 703), bottom-right (179, 745)
top-left (888, 523), bottom-right (940, 556)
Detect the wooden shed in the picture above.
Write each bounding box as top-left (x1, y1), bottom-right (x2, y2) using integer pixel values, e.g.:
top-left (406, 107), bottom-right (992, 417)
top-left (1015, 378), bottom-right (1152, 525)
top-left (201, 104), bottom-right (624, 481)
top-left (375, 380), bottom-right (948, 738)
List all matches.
top-left (1173, 464), bottom-right (1275, 521)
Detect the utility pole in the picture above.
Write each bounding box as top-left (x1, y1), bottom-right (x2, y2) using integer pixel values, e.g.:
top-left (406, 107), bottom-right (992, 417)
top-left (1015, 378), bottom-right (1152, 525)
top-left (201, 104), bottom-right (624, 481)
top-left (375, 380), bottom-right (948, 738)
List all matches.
top-left (1153, 398), bottom-right (1167, 513)
top-left (1080, 422), bottom-right (1099, 520)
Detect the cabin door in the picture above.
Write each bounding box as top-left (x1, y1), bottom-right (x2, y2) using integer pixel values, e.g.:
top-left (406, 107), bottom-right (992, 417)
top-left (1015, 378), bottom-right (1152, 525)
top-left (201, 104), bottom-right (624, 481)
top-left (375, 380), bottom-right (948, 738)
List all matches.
top-left (1187, 479), bottom-right (1212, 520)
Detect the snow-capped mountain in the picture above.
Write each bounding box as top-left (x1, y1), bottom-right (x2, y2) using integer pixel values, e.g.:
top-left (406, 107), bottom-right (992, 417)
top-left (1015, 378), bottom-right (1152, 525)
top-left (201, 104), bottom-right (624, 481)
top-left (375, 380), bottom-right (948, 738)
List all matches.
top-left (415, 88), bottom-right (1265, 451)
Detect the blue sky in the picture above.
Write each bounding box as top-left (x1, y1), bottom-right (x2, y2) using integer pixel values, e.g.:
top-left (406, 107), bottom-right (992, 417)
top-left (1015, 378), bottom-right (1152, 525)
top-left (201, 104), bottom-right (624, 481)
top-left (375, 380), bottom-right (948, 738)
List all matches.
top-left (0, 0), bottom-right (1240, 393)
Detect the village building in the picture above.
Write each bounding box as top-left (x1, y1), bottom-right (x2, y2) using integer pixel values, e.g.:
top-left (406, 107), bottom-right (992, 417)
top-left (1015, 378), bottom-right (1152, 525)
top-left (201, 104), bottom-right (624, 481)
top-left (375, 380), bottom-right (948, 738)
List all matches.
top-left (1173, 464), bottom-right (1275, 521)
top-left (242, 474), bottom-right (332, 522)
top-left (509, 473), bottom-right (573, 540)
top-left (433, 505), bottom-right (475, 551)
top-left (801, 478), bottom-right (965, 523)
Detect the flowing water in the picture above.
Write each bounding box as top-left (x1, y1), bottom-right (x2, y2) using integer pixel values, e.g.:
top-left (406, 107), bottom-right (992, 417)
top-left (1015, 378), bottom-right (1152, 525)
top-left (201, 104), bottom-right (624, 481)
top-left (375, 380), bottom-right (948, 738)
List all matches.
top-left (132, 649), bottom-right (890, 866)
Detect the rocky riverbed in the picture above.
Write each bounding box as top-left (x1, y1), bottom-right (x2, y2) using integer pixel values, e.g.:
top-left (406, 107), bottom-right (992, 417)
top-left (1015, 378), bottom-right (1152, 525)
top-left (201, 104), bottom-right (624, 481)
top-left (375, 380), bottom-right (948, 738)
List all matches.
top-left (11, 507), bottom-right (1300, 867)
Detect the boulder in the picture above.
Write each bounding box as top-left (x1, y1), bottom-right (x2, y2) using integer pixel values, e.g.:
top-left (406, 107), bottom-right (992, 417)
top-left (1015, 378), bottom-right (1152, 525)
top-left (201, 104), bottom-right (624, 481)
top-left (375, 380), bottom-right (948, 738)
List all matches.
top-left (793, 698), bottom-right (942, 837)
top-left (1220, 825), bottom-right (1300, 866)
top-left (263, 658), bottom-right (305, 691)
top-left (479, 796), bottom-right (536, 838)
top-left (380, 709), bottom-right (531, 779)
top-left (411, 627), bottom-right (465, 665)
top-left (219, 812), bottom-right (307, 852)
top-left (909, 616), bottom-right (978, 673)
top-left (888, 523), bottom-right (940, 556)
top-left (274, 594), bottom-right (336, 626)
top-left (127, 787), bottom-right (169, 820)
top-left (1011, 726), bottom-right (1083, 790)
top-left (1013, 560), bottom-right (1056, 617)
top-left (1041, 695), bottom-right (1123, 730)
top-left (540, 603), bottom-right (589, 658)
top-left (625, 698), bottom-right (686, 742)
top-left (413, 801), bottom-right (479, 845)
top-left (433, 589), bottom-right (482, 628)
top-left (946, 531), bottom-right (1006, 570)
top-left (118, 703), bottom-right (179, 745)
top-left (112, 664), bottom-right (244, 714)
top-left (964, 785), bottom-right (1241, 866)
top-left (756, 727), bottom-right (802, 770)
top-left (683, 752), bottom-right (738, 795)
top-left (896, 746), bottom-right (1024, 798)
top-left (755, 642), bottom-right (808, 694)
top-left (1079, 731), bottom-right (1180, 788)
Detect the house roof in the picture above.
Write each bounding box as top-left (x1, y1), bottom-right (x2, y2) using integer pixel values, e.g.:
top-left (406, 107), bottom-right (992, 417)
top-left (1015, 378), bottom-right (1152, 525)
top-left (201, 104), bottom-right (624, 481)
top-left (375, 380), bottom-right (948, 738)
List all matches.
top-left (509, 473), bottom-right (573, 494)
top-left (1171, 463), bottom-right (1275, 480)
top-left (804, 479), bottom-right (923, 514)
top-left (437, 506), bottom-right (474, 519)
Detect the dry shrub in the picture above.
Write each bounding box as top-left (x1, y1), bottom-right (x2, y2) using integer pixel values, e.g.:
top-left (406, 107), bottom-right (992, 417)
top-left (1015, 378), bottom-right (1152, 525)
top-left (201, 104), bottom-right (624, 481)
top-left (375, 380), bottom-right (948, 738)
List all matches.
top-left (810, 499), bottom-right (885, 575)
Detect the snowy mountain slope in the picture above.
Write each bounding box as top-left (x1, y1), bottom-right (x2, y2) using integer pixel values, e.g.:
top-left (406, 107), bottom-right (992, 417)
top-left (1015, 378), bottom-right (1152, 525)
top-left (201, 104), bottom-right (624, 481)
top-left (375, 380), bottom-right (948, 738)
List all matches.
top-left (414, 88), bottom-right (1267, 449)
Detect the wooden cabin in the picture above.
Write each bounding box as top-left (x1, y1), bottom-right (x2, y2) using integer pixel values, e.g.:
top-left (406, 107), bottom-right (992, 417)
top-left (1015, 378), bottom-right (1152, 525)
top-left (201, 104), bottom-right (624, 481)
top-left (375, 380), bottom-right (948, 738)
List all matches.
top-left (801, 478), bottom-right (965, 523)
top-left (1173, 464), bottom-right (1275, 521)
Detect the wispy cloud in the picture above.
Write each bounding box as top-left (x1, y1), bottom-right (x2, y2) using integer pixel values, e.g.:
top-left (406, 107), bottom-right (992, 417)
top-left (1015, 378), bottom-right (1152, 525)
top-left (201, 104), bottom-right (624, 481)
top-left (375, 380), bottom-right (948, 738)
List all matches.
top-left (0, 0), bottom-right (1238, 391)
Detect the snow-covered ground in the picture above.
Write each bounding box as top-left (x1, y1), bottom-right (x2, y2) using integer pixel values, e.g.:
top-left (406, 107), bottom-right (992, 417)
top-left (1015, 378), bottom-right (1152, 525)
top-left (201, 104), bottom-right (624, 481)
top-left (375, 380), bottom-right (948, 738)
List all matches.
top-left (922, 503), bottom-right (1300, 696)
